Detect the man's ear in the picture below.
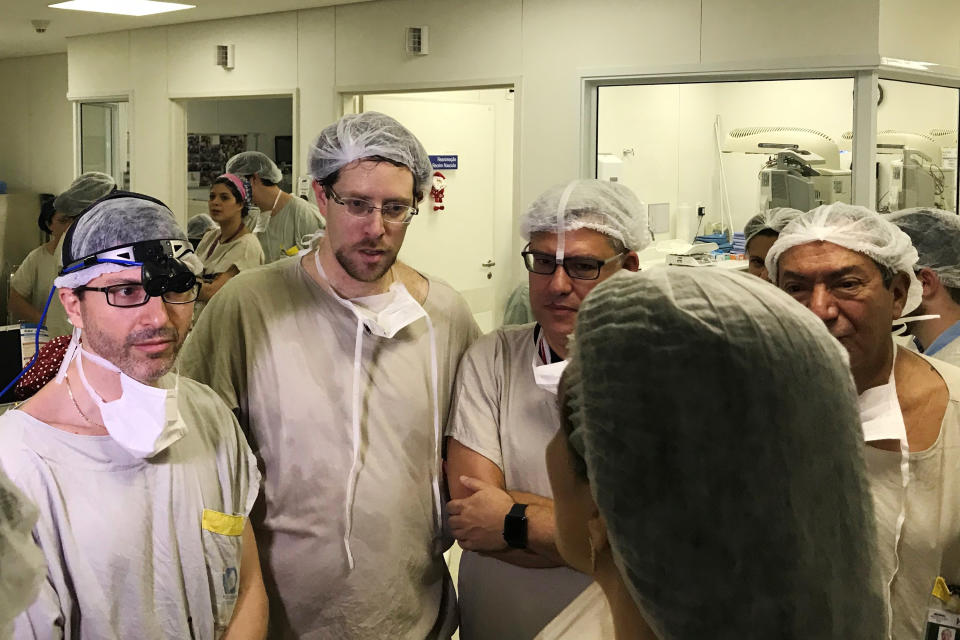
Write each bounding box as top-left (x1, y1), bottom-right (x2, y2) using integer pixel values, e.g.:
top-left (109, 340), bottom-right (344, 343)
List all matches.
top-left (890, 271), bottom-right (911, 319)
top-left (915, 267), bottom-right (940, 300)
top-left (58, 288), bottom-right (84, 330)
top-left (622, 251), bottom-right (640, 273)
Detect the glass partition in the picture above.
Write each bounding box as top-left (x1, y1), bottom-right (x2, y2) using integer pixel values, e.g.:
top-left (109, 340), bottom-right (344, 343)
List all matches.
top-left (79, 101), bottom-right (130, 189)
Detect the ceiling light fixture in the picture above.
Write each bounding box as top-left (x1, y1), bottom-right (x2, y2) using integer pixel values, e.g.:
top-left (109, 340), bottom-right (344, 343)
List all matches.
top-left (881, 57), bottom-right (939, 71)
top-left (48, 0), bottom-right (195, 17)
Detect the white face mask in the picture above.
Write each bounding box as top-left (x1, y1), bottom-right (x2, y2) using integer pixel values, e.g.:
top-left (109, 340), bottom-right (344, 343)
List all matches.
top-left (74, 348), bottom-right (186, 459)
top-left (532, 329), bottom-right (568, 395)
top-left (314, 250), bottom-right (427, 338)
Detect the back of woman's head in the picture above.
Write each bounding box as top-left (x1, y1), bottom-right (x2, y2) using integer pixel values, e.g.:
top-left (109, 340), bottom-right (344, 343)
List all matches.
top-left (562, 267), bottom-right (884, 639)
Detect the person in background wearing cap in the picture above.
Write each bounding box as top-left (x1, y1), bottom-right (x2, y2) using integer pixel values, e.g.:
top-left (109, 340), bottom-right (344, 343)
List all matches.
top-left (194, 174), bottom-right (264, 319)
top-left (188, 212), bottom-right (219, 249)
top-left (742, 207), bottom-right (803, 280)
top-left (225, 150), bottom-right (325, 262)
top-left (9, 172), bottom-right (115, 336)
top-left (540, 267), bottom-right (884, 640)
top-left (888, 208), bottom-right (960, 367)
top-left (181, 112), bottom-right (480, 639)
top-left (766, 202), bottom-right (960, 639)
top-left (0, 192), bottom-right (267, 639)
top-left (444, 179), bottom-right (648, 640)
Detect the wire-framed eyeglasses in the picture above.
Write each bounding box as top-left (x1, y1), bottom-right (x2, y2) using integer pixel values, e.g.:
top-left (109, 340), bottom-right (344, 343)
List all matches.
top-left (521, 246), bottom-right (625, 281)
top-left (324, 184), bottom-right (418, 225)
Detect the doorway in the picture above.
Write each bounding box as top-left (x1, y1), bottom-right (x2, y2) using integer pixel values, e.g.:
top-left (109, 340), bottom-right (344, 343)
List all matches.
top-left (344, 87), bottom-right (516, 332)
top-left (79, 100), bottom-right (130, 190)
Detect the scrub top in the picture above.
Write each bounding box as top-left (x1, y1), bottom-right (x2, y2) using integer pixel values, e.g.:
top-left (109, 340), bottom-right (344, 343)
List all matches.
top-left (924, 320), bottom-right (960, 368)
top-left (534, 583), bottom-right (612, 640)
top-left (11, 243), bottom-right (71, 337)
top-left (866, 353), bottom-right (960, 639)
top-left (256, 196), bottom-right (324, 263)
top-left (446, 324), bottom-right (592, 640)
top-left (194, 229), bottom-right (265, 319)
top-left (0, 376), bottom-right (260, 640)
top-left (179, 255), bottom-right (480, 639)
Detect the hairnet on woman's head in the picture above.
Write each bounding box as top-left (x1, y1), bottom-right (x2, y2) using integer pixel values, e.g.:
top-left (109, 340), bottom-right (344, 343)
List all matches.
top-left (744, 207), bottom-right (804, 246)
top-left (0, 469), bottom-right (46, 633)
top-left (765, 202), bottom-right (922, 315)
top-left (55, 193), bottom-right (202, 288)
top-left (53, 172), bottom-right (116, 218)
top-left (887, 207), bottom-right (960, 289)
top-left (520, 179), bottom-right (651, 252)
top-left (560, 268), bottom-right (884, 640)
top-left (225, 151), bottom-right (283, 184)
top-left (307, 112), bottom-right (432, 197)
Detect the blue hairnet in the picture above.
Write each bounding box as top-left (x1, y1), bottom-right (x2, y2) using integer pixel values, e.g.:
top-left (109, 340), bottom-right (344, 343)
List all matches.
top-left (562, 268), bottom-right (884, 639)
top-left (308, 112), bottom-right (432, 197)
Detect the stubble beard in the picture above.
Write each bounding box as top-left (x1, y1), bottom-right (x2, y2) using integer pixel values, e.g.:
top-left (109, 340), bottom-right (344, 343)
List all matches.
top-left (335, 245), bottom-right (397, 283)
top-left (81, 322), bottom-right (182, 384)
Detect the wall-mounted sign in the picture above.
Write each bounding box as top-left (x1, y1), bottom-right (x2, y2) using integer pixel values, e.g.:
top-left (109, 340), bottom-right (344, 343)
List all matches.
top-left (429, 154), bottom-right (458, 170)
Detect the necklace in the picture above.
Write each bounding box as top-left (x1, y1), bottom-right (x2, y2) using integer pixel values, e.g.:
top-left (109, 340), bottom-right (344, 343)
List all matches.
top-left (65, 375), bottom-right (103, 427)
top-left (207, 224), bottom-right (245, 259)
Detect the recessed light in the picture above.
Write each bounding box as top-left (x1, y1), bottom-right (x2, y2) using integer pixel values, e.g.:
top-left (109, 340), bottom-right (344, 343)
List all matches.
top-left (48, 0), bottom-right (195, 17)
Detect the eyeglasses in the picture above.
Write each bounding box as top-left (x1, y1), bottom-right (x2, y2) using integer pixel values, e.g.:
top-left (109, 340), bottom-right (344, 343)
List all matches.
top-left (324, 185), bottom-right (418, 224)
top-left (75, 281), bottom-right (200, 308)
top-left (521, 246), bottom-right (626, 281)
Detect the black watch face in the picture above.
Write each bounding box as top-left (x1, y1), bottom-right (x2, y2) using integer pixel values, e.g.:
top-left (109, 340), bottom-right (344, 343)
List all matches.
top-left (504, 513), bottom-right (527, 549)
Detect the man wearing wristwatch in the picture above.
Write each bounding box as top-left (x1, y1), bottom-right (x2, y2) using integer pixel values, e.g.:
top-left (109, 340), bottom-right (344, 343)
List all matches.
top-left (445, 179), bottom-right (650, 639)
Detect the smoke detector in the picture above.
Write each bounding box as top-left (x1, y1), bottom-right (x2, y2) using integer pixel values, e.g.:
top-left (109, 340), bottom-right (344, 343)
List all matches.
top-left (405, 26), bottom-right (429, 55)
top-left (31, 19), bottom-right (51, 33)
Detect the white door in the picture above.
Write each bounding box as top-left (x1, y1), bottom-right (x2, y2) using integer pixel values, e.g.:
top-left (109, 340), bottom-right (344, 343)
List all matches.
top-left (362, 95), bottom-right (498, 332)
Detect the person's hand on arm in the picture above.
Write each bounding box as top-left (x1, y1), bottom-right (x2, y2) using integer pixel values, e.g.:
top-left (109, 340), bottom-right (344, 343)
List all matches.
top-left (198, 266), bottom-right (240, 302)
top-left (221, 522), bottom-right (268, 640)
top-left (446, 438), bottom-right (564, 568)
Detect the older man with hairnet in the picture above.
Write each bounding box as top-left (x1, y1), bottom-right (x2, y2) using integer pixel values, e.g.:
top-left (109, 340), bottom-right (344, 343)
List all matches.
top-left (9, 171), bottom-right (115, 336)
top-left (888, 208), bottom-right (960, 366)
top-left (0, 192), bottom-right (266, 638)
top-left (181, 112), bottom-right (480, 639)
top-left (225, 150), bottom-right (324, 262)
top-left (766, 202), bottom-right (960, 639)
top-left (742, 207), bottom-right (802, 280)
top-left (445, 179), bottom-right (649, 640)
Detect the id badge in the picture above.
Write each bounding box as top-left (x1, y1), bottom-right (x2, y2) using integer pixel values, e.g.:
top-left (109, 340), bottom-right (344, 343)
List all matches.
top-left (925, 608), bottom-right (960, 640)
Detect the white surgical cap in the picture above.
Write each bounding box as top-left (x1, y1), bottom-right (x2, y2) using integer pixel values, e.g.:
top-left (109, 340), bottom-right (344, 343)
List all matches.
top-left (308, 111), bottom-right (432, 197)
top-left (55, 194), bottom-right (202, 289)
top-left (743, 207), bottom-right (804, 246)
top-left (53, 172), bottom-right (116, 218)
top-left (765, 202), bottom-right (922, 316)
top-left (561, 267), bottom-right (884, 639)
top-left (520, 179), bottom-right (651, 252)
top-left (0, 469), bottom-right (45, 634)
top-left (225, 151), bottom-right (283, 184)
top-left (887, 207), bottom-right (960, 289)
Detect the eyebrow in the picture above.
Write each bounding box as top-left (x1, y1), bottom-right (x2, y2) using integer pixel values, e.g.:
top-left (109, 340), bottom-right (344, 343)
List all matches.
top-left (780, 265), bottom-right (865, 281)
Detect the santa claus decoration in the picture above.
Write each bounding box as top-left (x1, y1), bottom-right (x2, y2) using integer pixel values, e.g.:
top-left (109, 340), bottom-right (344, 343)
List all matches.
top-left (430, 171), bottom-right (446, 212)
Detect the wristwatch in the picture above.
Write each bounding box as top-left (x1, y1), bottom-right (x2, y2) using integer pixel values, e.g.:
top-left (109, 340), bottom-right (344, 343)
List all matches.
top-left (503, 503), bottom-right (528, 549)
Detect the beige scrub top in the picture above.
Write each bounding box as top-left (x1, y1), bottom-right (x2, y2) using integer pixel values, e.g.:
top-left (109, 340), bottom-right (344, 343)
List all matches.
top-left (179, 255), bottom-right (481, 640)
top-left (256, 196), bottom-right (324, 263)
top-left (194, 229), bottom-right (265, 320)
top-left (0, 376), bottom-right (260, 640)
top-left (866, 353), bottom-right (960, 639)
top-left (11, 242), bottom-right (71, 337)
top-left (446, 324), bottom-right (593, 640)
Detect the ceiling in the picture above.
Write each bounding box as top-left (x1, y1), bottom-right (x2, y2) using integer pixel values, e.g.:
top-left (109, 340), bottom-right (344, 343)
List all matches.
top-left (0, 0), bottom-right (372, 60)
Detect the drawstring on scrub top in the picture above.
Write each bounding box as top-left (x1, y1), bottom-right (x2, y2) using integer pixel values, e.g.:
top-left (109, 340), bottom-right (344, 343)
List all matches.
top-left (314, 251), bottom-right (441, 571)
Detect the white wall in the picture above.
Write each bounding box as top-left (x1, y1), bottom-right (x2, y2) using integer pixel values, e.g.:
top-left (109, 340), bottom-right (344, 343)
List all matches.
top-left (880, 0), bottom-right (960, 67)
top-left (0, 54), bottom-right (73, 196)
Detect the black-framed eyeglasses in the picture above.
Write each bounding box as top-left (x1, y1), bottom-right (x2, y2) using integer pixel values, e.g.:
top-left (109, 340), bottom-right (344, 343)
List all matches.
top-left (324, 184), bottom-right (418, 224)
top-left (75, 281), bottom-right (200, 307)
top-left (521, 245), bottom-right (626, 281)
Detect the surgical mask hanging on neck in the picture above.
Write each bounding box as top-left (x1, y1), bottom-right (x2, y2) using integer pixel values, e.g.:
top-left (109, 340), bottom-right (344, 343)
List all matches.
top-left (73, 348), bottom-right (186, 459)
top-left (532, 329), bottom-right (567, 395)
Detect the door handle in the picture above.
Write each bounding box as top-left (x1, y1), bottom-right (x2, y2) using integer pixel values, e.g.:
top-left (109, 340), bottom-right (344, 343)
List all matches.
top-left (481, 260), bottom-right (496, 268)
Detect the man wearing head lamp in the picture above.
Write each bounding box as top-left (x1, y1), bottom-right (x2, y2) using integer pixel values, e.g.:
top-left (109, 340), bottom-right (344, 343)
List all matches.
top-left (0, 192), bottom-right (267, 639)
